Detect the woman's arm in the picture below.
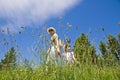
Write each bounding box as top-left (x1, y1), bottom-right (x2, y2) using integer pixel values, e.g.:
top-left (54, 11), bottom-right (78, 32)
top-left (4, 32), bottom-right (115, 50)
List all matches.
top-left (54, 34), bottom-right (61, 57)
top-left (46, 48), bottom-right (50, 59)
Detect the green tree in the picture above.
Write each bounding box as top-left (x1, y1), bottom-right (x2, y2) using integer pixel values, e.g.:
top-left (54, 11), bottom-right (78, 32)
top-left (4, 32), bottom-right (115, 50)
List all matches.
top-left (99, 34), bottom-right (120, 65)
top-left (117, 33), bottom-right (120, 60)
top-left (107, 35), bottom-right (119, 62)
top-left (74, 33), bottom-right (96, 64)
top-left (99, 41), bottom-right (111, 65)
top-left (99, 41), bottom-right (108, 59)
top-left (0, 47), bottom-right (16, 67)
top-left (89, 45), bottom-right (97, 64)
top-left (118, 33), bottom-right (120, 43)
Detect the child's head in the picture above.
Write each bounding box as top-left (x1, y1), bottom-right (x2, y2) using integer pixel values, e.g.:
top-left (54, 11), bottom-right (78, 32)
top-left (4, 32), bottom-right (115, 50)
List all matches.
top-left (64, 43), bottom-right (71, 52)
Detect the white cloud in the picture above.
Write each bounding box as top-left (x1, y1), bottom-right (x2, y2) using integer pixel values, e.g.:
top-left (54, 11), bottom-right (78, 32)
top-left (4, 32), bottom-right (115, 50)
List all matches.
top-left (0, 0), bottom-right (81, 34)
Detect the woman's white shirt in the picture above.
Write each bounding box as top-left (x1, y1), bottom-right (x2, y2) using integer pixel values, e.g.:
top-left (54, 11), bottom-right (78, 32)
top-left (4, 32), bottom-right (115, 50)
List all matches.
top-left (46, 33), bottom-right (59, 64)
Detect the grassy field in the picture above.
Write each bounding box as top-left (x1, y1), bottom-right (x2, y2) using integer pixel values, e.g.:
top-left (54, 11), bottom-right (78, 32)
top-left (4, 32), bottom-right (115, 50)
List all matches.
top-left (0, 63), bottom-right (120, 80)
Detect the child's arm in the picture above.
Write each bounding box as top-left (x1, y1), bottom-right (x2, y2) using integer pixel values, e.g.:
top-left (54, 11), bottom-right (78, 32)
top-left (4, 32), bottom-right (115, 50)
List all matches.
top-left (71, 52), bottom-right (79, 64)
top-left (71, 52), bottom-right (75, 61)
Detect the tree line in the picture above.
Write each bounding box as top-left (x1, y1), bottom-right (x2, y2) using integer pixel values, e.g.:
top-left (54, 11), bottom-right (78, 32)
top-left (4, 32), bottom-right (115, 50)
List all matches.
top-left (0, 32), bottom-right (120, 69)
top-left (74, 32), bottom-right (120, 65)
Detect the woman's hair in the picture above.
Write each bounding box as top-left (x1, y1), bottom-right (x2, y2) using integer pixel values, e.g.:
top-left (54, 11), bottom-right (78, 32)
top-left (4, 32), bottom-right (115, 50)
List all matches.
top-left (49, 29), bottom-right (54, 32)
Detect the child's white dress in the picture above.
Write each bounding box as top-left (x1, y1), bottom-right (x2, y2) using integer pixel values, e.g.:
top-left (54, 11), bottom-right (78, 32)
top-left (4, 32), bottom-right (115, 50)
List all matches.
top-left (63, 51), bottom-right (75, 64)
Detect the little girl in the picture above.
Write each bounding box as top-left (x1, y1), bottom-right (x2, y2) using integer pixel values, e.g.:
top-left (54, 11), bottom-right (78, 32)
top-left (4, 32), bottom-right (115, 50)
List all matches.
top-left (63, 43), bottom-right (76, 64)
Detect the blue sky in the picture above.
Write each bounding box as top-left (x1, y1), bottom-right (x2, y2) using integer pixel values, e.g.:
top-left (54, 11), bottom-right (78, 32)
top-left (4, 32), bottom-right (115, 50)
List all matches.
top-left (0, 0), bottom-right (120, 64)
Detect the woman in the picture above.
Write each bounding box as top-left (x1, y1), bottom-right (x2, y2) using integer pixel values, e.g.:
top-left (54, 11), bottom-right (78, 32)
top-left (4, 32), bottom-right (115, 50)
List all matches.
top-left (46, 27), bottom-right (62, 65)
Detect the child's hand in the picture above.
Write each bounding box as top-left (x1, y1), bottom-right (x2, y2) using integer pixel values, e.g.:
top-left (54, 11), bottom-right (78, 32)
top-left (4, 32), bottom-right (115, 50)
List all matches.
top-left (58, 52), bottom-right (61, 57)
top-left (75, 61), bottom-right (80, 65)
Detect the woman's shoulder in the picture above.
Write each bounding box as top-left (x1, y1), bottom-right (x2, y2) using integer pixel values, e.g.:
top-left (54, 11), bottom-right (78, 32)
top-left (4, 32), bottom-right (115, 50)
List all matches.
top-left (51, 33), bottom-right (58, 40)
top-left (53, 33), bottom-right (58, 37)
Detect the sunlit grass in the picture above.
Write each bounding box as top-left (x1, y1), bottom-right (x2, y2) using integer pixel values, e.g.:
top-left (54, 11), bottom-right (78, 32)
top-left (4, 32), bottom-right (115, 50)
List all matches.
top-left (0, 64), bottom-right (120, 80)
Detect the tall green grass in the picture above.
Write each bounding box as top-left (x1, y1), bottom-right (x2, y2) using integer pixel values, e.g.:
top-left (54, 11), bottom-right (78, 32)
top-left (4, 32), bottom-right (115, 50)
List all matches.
top-left (0, 63), bottom-right (119, 80)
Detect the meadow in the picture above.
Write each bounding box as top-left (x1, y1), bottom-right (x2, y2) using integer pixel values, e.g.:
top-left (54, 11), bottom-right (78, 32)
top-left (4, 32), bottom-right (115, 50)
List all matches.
top-left (0, 63), bottom-right (120, 80)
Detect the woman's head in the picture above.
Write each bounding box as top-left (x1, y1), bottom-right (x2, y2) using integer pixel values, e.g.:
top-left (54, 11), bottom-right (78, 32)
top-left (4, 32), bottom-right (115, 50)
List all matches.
top-left (47, 27), bottom-right (56, 35)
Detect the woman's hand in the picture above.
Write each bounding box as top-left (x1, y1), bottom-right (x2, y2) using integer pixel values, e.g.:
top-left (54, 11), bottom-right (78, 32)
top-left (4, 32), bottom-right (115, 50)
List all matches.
top-left (57, 52), bottom-right (61, 58)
